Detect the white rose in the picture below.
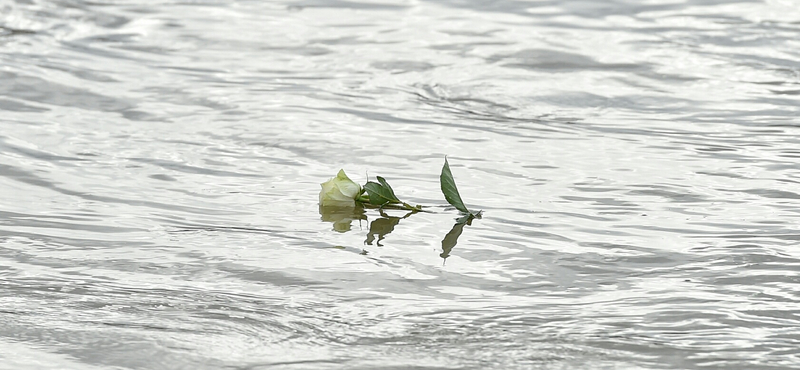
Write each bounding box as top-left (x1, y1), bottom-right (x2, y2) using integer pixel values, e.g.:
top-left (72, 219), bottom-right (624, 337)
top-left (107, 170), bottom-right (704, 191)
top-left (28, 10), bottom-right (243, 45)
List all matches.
top-left (319, 169), bottom-right (361, 207)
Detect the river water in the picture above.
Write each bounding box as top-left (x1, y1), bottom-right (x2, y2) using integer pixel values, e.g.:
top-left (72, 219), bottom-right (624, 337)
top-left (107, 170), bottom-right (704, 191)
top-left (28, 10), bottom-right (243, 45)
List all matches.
top-left (1, 0), bottom-right (799, 369)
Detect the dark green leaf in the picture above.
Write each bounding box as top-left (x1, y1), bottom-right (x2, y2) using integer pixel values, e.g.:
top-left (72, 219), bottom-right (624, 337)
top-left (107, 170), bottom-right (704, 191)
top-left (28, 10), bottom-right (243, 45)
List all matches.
top-left (376, 176), bottom-right (399, 200)
top-left (440, 157), bottom-right (470, 213)
top-left (363, 181), bottom-right (401, 205)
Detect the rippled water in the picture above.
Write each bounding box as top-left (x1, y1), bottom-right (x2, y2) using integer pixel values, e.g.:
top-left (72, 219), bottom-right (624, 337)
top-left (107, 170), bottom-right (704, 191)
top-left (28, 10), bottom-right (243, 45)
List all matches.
top-left (2, 0), bottom-right (800, 369)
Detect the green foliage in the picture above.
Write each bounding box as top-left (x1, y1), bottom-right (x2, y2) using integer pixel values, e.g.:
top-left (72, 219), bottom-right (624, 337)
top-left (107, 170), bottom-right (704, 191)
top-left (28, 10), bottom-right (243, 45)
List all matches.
top-left (376, 176), bottom-right (398, 200)
top-left (363, 176), bottom-right (401, 206)
top-left (440, 157), bottom-right (469, 213)
top-left (440, 157), bottom-right (479, 216)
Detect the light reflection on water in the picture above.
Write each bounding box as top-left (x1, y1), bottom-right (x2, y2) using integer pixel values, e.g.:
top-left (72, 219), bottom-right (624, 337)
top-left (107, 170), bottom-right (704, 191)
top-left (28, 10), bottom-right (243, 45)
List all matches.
top-left (2, 0), bottom-right (800, 368)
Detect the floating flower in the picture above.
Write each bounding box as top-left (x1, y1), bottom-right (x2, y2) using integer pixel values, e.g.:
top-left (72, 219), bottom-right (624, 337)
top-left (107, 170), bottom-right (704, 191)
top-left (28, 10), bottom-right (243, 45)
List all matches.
top-left (319, 169), bottom-right (361, 208)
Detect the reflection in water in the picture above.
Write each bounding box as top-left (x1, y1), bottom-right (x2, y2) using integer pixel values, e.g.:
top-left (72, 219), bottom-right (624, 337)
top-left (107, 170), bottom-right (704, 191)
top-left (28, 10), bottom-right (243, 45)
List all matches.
top-left (321, 205), bottom-right (477, 260)
top-left (365, 210), bottom-right (414, 246)
top-left (440, 214), bottom-right (478, 262)
top-left (319, 206), bottom-right (367, 232)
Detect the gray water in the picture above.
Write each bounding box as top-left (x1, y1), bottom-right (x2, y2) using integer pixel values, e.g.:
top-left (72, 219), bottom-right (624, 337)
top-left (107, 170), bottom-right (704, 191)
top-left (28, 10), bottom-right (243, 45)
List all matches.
top-left (1, 0), bottom-right (799, 369)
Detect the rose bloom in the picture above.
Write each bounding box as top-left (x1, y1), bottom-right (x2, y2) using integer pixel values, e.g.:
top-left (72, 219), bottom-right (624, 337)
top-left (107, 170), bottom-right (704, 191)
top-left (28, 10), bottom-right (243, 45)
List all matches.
top-left (319, 169), bottom-right (361, 207)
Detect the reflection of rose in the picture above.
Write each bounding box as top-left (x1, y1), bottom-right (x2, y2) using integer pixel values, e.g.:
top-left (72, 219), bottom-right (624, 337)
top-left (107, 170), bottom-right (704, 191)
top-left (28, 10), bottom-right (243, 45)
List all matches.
top-left (319, 169), bottom-right (361, 207)
top-left (319, 206), bottom-right (366, 233)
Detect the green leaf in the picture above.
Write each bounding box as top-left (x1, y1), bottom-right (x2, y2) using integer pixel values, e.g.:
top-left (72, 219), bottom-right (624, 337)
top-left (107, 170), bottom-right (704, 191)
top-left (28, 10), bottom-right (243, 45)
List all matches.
top-left (376, 176), bottom-right (399, 200)
top-left (363, 181), bottom-right (401, 205)
top-left (440, 157), bottom-right (470, 213)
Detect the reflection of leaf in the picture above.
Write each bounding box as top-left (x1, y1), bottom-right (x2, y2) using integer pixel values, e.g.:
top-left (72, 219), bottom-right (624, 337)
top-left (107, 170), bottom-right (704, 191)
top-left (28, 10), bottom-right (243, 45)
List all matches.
top-left (440, 214), bottom-right (475, 261)
top-left (364, 180), bottom-right (401, 205)
top-left (440, 157), bottom-right (470, 213)
top-left (365, 217), bottom-right (401, 246)
top-left (319, 205), bottom-right (367, 232)
top-left (440, 222), bottom-right (465, 260)
top-left (365, 210), bottom-right (414, 246)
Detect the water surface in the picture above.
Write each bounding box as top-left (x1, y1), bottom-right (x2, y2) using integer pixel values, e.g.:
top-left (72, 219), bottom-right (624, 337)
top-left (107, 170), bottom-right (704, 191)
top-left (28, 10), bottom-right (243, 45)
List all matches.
top-left (1, 0), bottom-right (799, 369)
